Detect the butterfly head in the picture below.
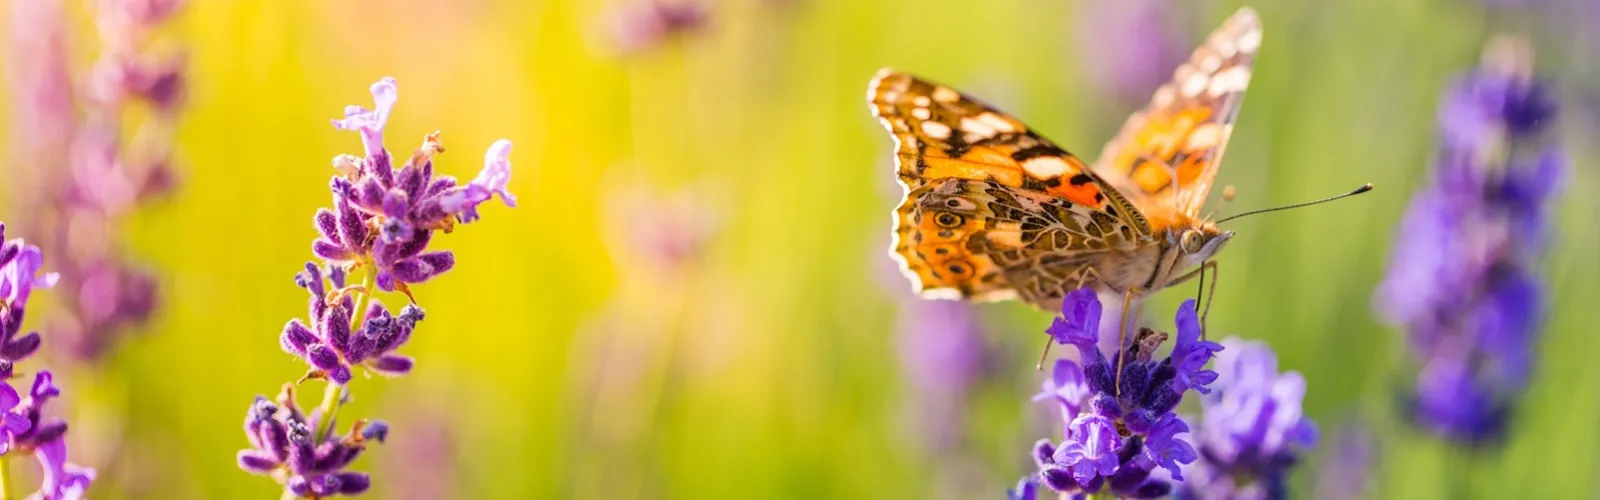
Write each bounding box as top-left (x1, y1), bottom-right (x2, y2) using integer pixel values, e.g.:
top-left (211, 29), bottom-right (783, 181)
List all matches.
top-left (1174, 223), bottom-right (1233, 269)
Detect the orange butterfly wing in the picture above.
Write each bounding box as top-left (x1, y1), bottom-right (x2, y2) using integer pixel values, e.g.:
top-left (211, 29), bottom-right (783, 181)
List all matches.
top-left (868, 69), bottom-right (1152, 306)
top-left (1091, 7), bottom-right (1262, 229)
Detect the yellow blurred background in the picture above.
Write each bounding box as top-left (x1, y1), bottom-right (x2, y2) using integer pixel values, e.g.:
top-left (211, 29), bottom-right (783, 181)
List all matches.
top-left (3, 0), bottom-right (1599, 498)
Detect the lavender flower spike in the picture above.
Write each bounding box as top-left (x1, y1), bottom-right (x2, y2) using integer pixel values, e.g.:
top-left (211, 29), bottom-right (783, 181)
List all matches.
top-left (1024, 289), bottom-right (1221, 498)
top-left (331, 77), bottom-right (398, 157)
top-left (1373, 37), bottom-right (1560, 444)
top-left (1179, 337), bottom-right (1318, 500)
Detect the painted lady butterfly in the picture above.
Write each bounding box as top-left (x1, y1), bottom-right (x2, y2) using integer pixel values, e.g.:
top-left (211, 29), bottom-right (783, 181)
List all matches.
top-left (869, 7), bottom-right (1263, 316)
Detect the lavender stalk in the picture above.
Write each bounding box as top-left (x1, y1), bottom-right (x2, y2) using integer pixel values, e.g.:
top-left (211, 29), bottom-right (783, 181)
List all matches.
top-left (235, 77), bottom-right (515, 497)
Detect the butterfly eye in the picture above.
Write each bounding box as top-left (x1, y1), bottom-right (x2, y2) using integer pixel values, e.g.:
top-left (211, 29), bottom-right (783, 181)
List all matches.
top-left (1180, 230), bottom-right (1205, 254)
top-left (934, 212), bottom-right (965, 228)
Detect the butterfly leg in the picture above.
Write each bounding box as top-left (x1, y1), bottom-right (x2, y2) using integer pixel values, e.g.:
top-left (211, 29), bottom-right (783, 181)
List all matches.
top-left (1113, 287), bottom-right (1142, 396)
top-left (1166, 260), bottom-right (1220, 339)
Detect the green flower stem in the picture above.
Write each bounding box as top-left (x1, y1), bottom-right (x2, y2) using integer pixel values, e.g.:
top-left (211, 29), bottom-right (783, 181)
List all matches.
top-left (314, 266), bottom-right (373, 443)
top-left (0, 454), bottom-right (13, 500)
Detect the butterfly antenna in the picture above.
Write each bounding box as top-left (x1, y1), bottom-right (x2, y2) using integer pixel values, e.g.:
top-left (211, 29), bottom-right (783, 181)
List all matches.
top-left (1216, 183), bottom-right (1373, 224)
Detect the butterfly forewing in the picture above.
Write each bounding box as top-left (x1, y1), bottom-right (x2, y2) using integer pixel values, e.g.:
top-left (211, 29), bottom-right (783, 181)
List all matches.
top-left (869, 70), bottom-right (1151, 307)
top-left (1091, 7), bottom-right (1261, 229)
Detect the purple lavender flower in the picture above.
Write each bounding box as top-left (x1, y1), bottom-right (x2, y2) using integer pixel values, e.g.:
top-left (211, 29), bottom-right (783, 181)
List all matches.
top-left (1, 227), bottom-right (58, 365)
top-left (1006, 476), bottom-right (1038, 500)
top-left (319, 78), bottom-right (515, 294)
top-left (1373, 37), bottom-right (1560, 444)
top-left (602, 1), bottom-right (709, 55)
top-left (0, 371), bottom-right (92, 499)
top-left (0, 383), bottom-right (30, 451)
top-left (5, 0), bottom-right (184, 365)
top-left (237, 385), bottom-right (387, 498)
top-left (1313, 422), bottom-right (1375, 500)
top-left (280, 263), bottom-right (423, 384)
top-left (1076, 0), bottom-right (1189, 104)
top-left (29, 437), bottom-right (94, 500)
top-left (241, 77), bottom-right (514, 496)
top-left (1023, 288), bottom-right (1221, 498)
top-left (1178, 338), bottom-right (1317, 500)
top-left (894, 299), bottom-right (989, 448)
top-left (9, 372), bottom-right (70, 453)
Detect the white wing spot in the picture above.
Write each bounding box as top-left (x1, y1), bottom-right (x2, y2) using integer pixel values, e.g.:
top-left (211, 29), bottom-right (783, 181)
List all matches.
top-left (1021, 156), bottom-right (1071, 180)
top-left (1181, 70), bottom-right (1209, 97)
top-left (1186, 123), bottom-right (1225, 150)
top-left (1207, 66), bottom-right (1252, 97)
top-left (1196, 52), bottom-right (1223, 73)
top-left (1151, 86), bottom-right (1177, 108)
top-left (1211, 33), bottom-right (1240, 58)
top-left (1237, 28), bottom-right (1263, 54)
top-left (977, 113), bottom-right (1016, 133)
top-left (912, 95), bottom-right (931, 107)
top-left (932, 86), bottom-right (960, 103)
top-left (921, 121), bottom-right (952, 139)
top-left (912, 107), bottom-right (932, 120)
top-left (960, 116), bottom-right (998, 138)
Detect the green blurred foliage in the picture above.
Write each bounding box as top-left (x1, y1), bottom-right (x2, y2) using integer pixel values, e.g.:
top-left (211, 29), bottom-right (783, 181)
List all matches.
top-left (1, 0), bottom-right (1598, 498)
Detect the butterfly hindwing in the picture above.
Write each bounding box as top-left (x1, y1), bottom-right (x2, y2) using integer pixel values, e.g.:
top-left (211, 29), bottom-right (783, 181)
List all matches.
top-left (870, 70), bottom-right (1153, 304)
top-left (893, 177), bottom-right (1152, 308)
top-left (1092, 7), bottom-right (1262, 229)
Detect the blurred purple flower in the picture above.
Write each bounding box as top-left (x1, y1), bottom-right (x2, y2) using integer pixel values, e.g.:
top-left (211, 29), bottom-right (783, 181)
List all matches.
top-left (1077, 0), bottom-right (1189, 104)
top-left (1178, 338), bottom-right (1317, 500)
top-left (322, 78), bottom-right (515, 294)
top-left (237, 386), bottom-right (386, 498)
top-left (1312, 422), bottom-right (1376, 500)
top-left (379, 412), bottom-right (456, 500)
top-left (1020, 290), bottom-right (1220, 498)
top-left (280, 263), bottom-right (424, 384)
top-left (28, 437), bottom-right (94, 500)
top-left (603, 1), bottom-right (709, 55)
top-left (1373, 37), bottom-right (1560, 444)
top-left (4, 0), bottom-right (185, 365)
top-left (602, 178), bottom-right (722, 275)
top-left (894, 299), bottom-right (989, 449)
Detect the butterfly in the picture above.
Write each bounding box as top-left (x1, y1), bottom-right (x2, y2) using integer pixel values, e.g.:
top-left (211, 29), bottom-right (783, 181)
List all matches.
top-left (869, 7), bottom-right (1262, 318)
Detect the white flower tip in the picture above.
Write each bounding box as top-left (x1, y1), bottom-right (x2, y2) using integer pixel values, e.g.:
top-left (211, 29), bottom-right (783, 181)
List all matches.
top-left (371, 77), bottom-right (399, 107)
top-left (480, 140), bottom-right (518, 207)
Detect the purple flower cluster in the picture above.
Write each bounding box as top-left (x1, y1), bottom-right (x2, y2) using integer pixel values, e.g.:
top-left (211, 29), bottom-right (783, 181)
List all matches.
top-left (1076, 0), bottom-right (1189, 105)
top-left (1373, 38), bottom-right (1561, 443)
top-left (237, 386), bottom-right (389, 497)
top-left (1016, 288), bottom-right (1221, 498)
top-left (1178, 338), bottom-right (1317, 500)
top-left (237, 77), bottom-right (514, 497)
top-left (602, 0), bottom-right (710, 55)
top-left (318, 78), bottom-right (516, 295)
top-left (4, 0), bottom-right (186, 363)
top-left (281, 264), bottom-right (423, 384)
top-left (0, 223), bottom-right (97, 498)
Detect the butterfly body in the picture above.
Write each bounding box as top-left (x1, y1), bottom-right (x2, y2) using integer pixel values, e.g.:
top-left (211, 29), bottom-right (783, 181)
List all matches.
top-left (871, 7), bottom-right (1261, 311)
